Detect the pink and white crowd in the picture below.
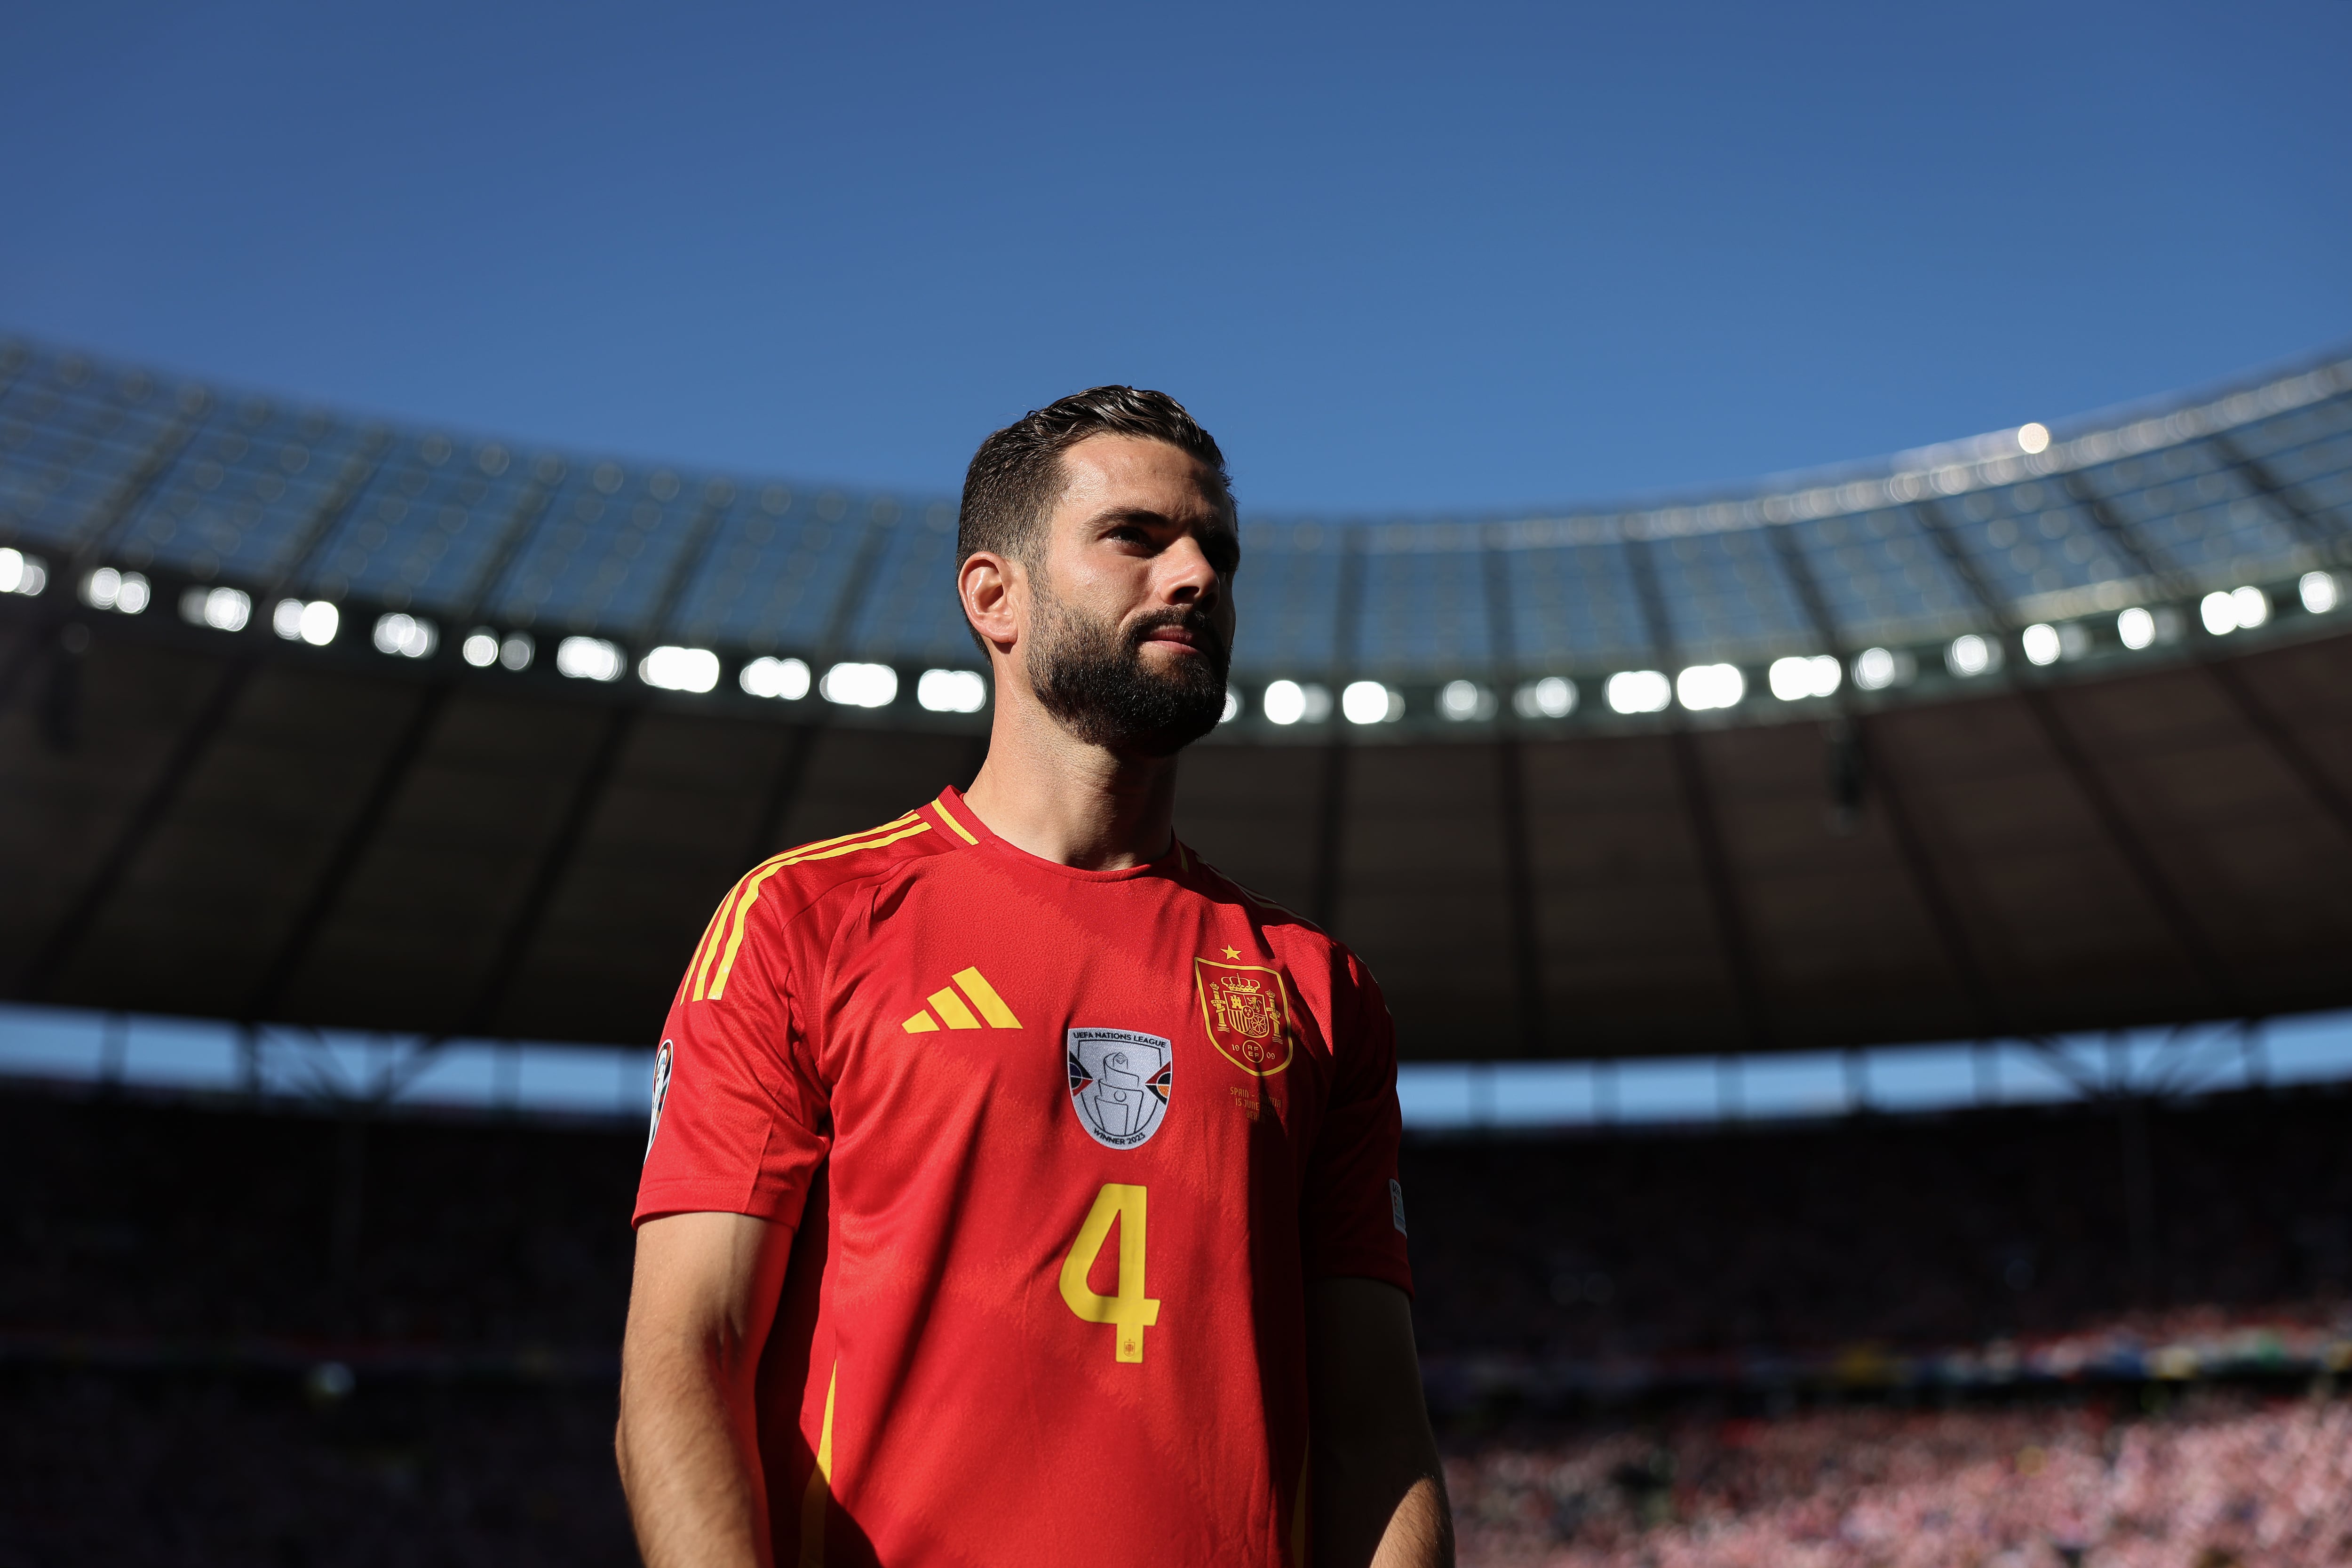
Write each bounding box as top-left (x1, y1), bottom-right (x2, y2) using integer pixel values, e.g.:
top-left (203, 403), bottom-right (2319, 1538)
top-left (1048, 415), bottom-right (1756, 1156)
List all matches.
top-left (1447, 1394), bottom-right (2352, 1567)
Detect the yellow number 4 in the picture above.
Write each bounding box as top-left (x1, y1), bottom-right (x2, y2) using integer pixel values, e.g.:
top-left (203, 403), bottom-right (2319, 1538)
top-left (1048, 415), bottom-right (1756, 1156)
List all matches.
top-left (1058, 1183), bottom-right (1161, 1363)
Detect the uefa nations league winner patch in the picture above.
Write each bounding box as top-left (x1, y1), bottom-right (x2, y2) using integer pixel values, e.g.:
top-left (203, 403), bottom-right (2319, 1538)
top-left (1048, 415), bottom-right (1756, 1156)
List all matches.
top-left (1065, 1028), bottom-right (1173, 1150)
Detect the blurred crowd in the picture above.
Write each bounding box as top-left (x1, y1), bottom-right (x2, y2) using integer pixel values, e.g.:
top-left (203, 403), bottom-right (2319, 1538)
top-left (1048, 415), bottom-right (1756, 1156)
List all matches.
top-left (0, 1367), bottom-right (633, 1568)
top-left (0, 1091), bottom-right (636, 1352)
top-left (8, 1081), bottom-right (2345, 1365)
top-left (4, 1079), bottom-right (2350, 1565)
top-left (1445, 1392), bottom-right (2352, 1567)
top-left (1404, 1086), bottom-right (2352, 1361)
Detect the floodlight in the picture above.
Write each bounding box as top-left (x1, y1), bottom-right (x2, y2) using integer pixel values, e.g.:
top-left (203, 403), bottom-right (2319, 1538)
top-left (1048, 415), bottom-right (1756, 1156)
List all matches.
top-left (917, 668), bottom-right (987, 713)
top-left (1513, 677), bottom-right (1575, 719)
top-left (1342, 680), bottom-right (1401, 724)
top-left (374, 612), bottom-right (437, 659)
top-left (740, 655), bottom-right (811, 700)
top-left (555, 634), bottom-right (622, 680)
top-left (1605, 670), bottom-right (1671, 714)
top-left (640, 645), bottom-right (721, 693)
top-left (1676, 663), bottom-right (1744, 711)
top-left (820, 661), bottom-right (897, 708)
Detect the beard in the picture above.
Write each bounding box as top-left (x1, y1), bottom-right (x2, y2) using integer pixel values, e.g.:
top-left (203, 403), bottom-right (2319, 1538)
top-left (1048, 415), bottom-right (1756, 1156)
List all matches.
top-left (1028, 583), bottom-right (1230, 758)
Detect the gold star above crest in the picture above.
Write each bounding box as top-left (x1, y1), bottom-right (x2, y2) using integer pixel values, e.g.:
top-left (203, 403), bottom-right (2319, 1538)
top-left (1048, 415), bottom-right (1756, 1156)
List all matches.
top-left (1221, 945), bottom-right (1241, 959)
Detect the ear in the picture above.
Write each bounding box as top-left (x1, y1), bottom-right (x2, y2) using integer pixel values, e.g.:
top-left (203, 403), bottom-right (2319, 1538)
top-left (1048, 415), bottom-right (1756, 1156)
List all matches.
top-left (959, 549), bottom-right (1021, 657)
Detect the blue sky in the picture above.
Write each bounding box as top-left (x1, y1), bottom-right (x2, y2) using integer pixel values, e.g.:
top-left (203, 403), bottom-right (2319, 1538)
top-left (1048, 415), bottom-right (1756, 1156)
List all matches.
top-left (2, 0), bottom-right (2345, 511)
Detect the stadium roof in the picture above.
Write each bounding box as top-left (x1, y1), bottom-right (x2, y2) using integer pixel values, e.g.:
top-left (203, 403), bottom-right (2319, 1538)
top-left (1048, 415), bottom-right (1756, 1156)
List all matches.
top-left (1, 335), bottom-right (2346, 708)
top-left (3, 337), bottom-right (2351, 1063)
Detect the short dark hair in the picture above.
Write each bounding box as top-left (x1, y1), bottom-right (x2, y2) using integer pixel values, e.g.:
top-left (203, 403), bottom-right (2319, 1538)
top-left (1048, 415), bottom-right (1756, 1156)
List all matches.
top-left (957, 386), bottom-right (1232, 575)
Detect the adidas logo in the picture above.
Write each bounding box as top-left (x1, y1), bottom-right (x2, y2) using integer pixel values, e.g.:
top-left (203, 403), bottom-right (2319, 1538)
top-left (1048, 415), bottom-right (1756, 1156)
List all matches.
top-left (902, 968), bottom-right (1024, 1034)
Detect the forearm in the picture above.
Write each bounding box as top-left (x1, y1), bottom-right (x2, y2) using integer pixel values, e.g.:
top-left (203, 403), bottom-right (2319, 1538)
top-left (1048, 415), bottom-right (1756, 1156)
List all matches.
top-left (1313, 1433), bottom-right (1452, 1568)
top-left (616, 1332), bottom-right (773, 1568)
top-left (1372, 1476), bottom-right (1451, 1568)
top-left (1307, 1278), bottom-right (1454, 1568)
top-left (616, 1212), bottom-right (797, 1568)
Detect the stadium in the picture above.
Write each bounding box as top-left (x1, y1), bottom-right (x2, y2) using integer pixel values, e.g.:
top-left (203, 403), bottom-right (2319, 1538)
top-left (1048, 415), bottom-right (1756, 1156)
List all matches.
top-left (5, 334), bottom-right (2352, 1564)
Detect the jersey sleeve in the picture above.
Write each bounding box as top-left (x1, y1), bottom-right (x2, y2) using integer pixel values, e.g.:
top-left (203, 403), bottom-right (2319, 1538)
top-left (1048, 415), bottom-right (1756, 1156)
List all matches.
top-left (1298, 948), bottom-right (1413, 1294)
top-left (634, 870), bottom-right (832, 1229)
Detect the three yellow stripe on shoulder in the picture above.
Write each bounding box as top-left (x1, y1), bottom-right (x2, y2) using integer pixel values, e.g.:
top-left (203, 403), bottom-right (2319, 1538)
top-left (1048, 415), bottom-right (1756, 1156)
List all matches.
top-left (688, 808), bottom-right (941, 1003)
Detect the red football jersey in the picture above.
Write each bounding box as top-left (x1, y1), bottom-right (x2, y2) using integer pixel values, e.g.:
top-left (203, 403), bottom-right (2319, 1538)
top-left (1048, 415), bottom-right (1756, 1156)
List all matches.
top-left (635, 786), bottom-right (1411, 1568)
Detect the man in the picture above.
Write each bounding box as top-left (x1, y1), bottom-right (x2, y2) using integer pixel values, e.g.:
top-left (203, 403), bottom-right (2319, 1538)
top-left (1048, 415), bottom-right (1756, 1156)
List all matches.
top-left (616, 388), bottom-right (1452, 1568)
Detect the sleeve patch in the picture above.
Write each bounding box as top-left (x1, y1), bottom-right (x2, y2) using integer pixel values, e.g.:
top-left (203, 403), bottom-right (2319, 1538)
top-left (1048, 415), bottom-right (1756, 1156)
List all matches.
top-left (1389, 1178), bottom-right (1408, 1236)
top-left (645, 1039), bottom-right (675, 1160)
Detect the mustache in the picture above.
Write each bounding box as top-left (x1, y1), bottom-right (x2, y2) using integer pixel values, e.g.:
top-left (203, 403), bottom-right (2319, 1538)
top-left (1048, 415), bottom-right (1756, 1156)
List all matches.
top-left (1124, 606), bottom-right (1228, 661)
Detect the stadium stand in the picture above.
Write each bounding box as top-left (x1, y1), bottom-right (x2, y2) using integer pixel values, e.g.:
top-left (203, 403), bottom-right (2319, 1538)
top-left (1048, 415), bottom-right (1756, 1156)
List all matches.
top-left (1444, 1395), bottom-right (2352, 1566)
top-left (6, 338), bottom-right (2352, 1562)
top-left (5, 1078), bottom-right (2350, 1563)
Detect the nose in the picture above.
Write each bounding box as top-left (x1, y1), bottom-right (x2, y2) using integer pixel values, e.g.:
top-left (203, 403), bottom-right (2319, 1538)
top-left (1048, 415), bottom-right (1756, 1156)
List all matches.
top-left (1159, 533), bottom-right (1221, 607)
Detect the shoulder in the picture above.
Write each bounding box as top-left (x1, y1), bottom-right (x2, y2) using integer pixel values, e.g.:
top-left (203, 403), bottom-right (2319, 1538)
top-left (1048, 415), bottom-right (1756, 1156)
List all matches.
top-left (684, 801), bottom-right (964, 1002)
top-left (749, 799), bottom-right (971, 908)
top-left (1179, 846), bottom-right (1375, 993)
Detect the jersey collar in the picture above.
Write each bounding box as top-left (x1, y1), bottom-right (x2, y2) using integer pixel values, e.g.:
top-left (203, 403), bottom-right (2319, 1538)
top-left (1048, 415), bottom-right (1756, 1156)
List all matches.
top-left (930, 785), bottom-right (1188, 885)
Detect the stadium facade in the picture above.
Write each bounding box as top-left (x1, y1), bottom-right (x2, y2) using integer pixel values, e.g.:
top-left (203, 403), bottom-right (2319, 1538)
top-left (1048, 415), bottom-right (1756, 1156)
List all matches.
top-left (1, 337), bottom-right (2349, 1061)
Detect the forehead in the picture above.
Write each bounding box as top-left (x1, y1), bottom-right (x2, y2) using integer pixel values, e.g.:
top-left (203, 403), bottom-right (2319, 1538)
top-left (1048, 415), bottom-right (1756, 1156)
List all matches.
top-left (1050, 434), bottom-right (1232, 528)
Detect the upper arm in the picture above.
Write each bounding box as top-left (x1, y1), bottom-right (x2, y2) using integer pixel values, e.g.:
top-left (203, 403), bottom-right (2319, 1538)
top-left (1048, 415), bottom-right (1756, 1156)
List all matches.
top-left (1301, 954), bottom-right (1412, 1292)
top-left (1304, 1277), bottom-right (1425, 1428)
top-left (625, 1210), bottom-right (798, 1373)
top-left (636, 874), bottom-right (833, 1230)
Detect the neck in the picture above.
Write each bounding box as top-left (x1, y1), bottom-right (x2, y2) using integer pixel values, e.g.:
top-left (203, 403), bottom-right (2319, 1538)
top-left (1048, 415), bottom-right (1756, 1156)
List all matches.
top-left (959, 693), bottom-right (1181, 871)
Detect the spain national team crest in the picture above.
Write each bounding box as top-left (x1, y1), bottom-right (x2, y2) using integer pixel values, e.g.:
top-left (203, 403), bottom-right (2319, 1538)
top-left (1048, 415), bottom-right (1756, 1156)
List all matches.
top-left (1193, 959), bottom-right (1296, 1076)
top-left (1066, 1028), bottom-right (1173, 1150)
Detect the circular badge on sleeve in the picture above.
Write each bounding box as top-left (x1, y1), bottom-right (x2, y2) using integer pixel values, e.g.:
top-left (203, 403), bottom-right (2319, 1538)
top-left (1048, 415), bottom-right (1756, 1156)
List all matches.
top-left (644, 1040), bottom-right (674, 1159)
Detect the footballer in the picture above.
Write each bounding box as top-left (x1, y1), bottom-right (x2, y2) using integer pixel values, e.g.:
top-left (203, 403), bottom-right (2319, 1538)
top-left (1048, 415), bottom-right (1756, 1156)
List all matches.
top-left (616, 388), bottom-right (1453, 1567)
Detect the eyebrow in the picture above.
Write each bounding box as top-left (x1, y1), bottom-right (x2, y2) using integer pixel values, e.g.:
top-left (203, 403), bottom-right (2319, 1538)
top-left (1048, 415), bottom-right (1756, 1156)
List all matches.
top-left (1089, 507), bottom-right (1241, 577)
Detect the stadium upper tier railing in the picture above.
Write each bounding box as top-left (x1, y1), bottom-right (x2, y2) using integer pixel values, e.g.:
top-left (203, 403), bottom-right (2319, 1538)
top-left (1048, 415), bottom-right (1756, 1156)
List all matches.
top-left (1, 336), bottom-right (2347, 736)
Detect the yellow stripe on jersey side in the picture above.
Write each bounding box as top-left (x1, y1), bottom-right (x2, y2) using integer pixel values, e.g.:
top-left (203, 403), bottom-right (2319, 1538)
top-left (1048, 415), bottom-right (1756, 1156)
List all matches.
top-left (701, 860), bottom-right (793, 1002)
top-left (677, 890), bottom-right (737, 1004)
top-left (688, 876), bottom-right (755, 1002)
top-left (798, 1360), bottom-right (838, 1568)
top-left (929, 793), bottom-right (979, 844)
top-left (694, 814), bottom-right (932, 1003)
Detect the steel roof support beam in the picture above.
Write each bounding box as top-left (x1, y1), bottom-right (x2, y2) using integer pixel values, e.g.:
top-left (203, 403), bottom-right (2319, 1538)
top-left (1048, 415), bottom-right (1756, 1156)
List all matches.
top-left (0, 397), bottom-right (212, 714)
top-left (2195, 655), bottom-right (2352, 843)
top-left (1909, 499), bottom-right (2244, 1016)
top-left (270, 429), bottom-right (395, 600)
top-left (1482, 543), bottom-right (1548, 1056)
top-left (2013, 679), bottom-right (2244, 1014)
top-left (1624, 537), bottom-right (1772, 1051)
top-left (638, 482), bottom-right (740, 644)
top-left (15, 651), bottom-right (260, 1000)
top-left (2058, 465), bottom-right (2352, 852)
top-left (457, 702), bottom-right (638, 1038)
top-left (1309, 532), bottom-right (1367, 932)
top-left (1762, 521), bottom-right (2014, 1040)
top-left (451, 462), bottom-right (564, 623)
top-left (243, 679), bottom-right (455, 1024)
top-left (2204, 427), bottom-right (2344, 552)
top-left (740, 511), bottom-right (900, 863)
